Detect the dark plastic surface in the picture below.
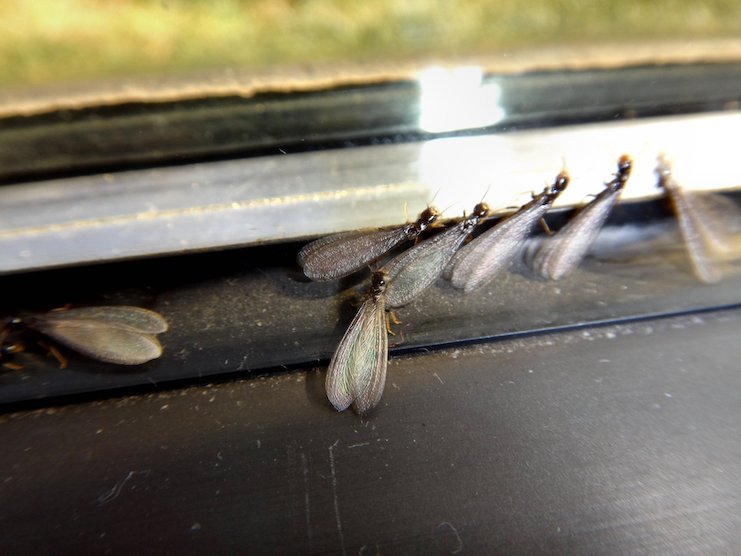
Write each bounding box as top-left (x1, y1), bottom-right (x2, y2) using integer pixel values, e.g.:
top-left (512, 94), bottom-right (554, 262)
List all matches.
top-left (1, 308), bottom-right (740, 554)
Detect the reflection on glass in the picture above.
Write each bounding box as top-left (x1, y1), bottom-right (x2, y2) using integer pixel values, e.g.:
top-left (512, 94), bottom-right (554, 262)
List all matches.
top-left (417, 66), bottom-right (505, 133)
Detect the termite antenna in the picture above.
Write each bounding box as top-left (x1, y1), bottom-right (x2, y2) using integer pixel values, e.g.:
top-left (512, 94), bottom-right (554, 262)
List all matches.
top-left (438, 200), bottom-right (459, 218)
top-left (560, 156), bottom-right (569, 174)
top-left (478, 185), bottom-right (491, 204)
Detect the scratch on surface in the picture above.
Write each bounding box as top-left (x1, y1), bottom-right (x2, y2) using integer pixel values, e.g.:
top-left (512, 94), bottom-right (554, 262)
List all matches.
top-left (435, 521), bottom-right (463, 554)
top-left (300, 452), bottom-right (313, 552)
top-left (328, 440), bottom-right (346, 556)
top-left (347, 442), bottom-right (370, 449)
top-left (432, 372), bottom-right (445, 385)
top-left (96, 470), bottom-right (150, 506)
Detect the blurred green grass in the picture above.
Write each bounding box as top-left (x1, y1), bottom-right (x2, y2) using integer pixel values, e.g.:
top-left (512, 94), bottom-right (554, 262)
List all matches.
top-left (2, 0), bottom-right (741, 88)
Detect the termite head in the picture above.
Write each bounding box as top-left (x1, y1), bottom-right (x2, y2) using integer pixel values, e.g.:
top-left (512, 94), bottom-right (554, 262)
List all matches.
top-left (544, 171), bottom-right (570, 203)
top-left (421, 206), bottom-right (440, 225)
top-left (613, 155), bottom-right (633, 189)
top-left (462, 202), bottom-right (490, 231)
top-left (472, 202), bottom-right (490, 220)
top-left (369, 271), bottom-right (388, 300)
top-left (1, 340), bottom-right (25, 358)
top-left (551, 171), bottom-right (570, 194)
top-left (413, 206), bottom-right (441, 233)
top-left (0, 320), bottom-right (25, 366)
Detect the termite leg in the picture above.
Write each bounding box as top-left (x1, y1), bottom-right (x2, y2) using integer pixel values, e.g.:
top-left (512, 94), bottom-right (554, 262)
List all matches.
top-left (39, 341), bottom-right (68, 369)
top-left (539, 217), bottom-right (554, 236)
top-left (2, 361), bottom-right (23, 371)
top-left (389, 329), bottom-right (406, 348)
top-left (385, 314), bottom-right (396, 336)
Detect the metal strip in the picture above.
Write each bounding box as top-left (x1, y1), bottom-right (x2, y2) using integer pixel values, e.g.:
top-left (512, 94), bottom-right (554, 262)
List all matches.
top-left (1, 111), bottom-right (739, 273)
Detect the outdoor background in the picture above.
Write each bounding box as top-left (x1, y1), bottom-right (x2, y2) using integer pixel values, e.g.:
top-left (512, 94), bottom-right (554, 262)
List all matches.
top-left (2, 0), bottom-right (741, 89)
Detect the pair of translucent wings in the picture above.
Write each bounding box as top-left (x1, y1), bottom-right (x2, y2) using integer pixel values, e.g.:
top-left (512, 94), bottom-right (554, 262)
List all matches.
top-left (382, 220), bottom-right (474, 307)
top-left (298, 227), bottom-right (412, 281)
top-left (449, 201), bottom-right (552, 292)
top-left (528, 177), bottom-right (741, 284)
top-left (325, 296), bottom-right (387, 414)
top-left (25, 306), bottom-right (168, 365)
top-left (665, 185), bottom-right (741, 284)
top-left (530, 186), bottom-right (623, 281)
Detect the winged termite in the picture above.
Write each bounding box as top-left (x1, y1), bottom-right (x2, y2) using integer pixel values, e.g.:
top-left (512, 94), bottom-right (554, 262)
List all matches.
top-left (449, 171), bottom-right (570, 292)
top-left (1, 306), bottom-right (168, 367)
top-left (656, 155), bottom-right (741, 284)
top-left (530, 155), bottom-right (633, 280)
top-left (325, 271), bottom-right (388, 414)
top-left (298, 207), bottom-right (440, 281)
top-left (383, 203), bottom-right (490, 308)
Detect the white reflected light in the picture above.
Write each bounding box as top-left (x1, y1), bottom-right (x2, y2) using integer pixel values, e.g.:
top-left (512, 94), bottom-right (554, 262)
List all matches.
top-left (418, 66), bottom-right (505, 133)
top-left (417, 111), bottom-right (741, 220)
top-left (418, 135), bottom-right (545, 218)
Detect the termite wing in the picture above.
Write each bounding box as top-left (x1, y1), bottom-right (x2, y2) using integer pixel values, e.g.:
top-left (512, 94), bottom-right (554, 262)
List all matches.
top-left (2, 306), bottom-right (169, 366)
top-left (449, 171), bottom-right (570, 292)
top-left (298, 207), bottom-right (440, 281)
top-left (529, 155), bottom-right (633, 281)
top-left (382, 203), bottom-right (490, 308)
top-left (325, 271), bottom-right (388, 414)
top-left (656, 155), bottom-right (741, 284)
